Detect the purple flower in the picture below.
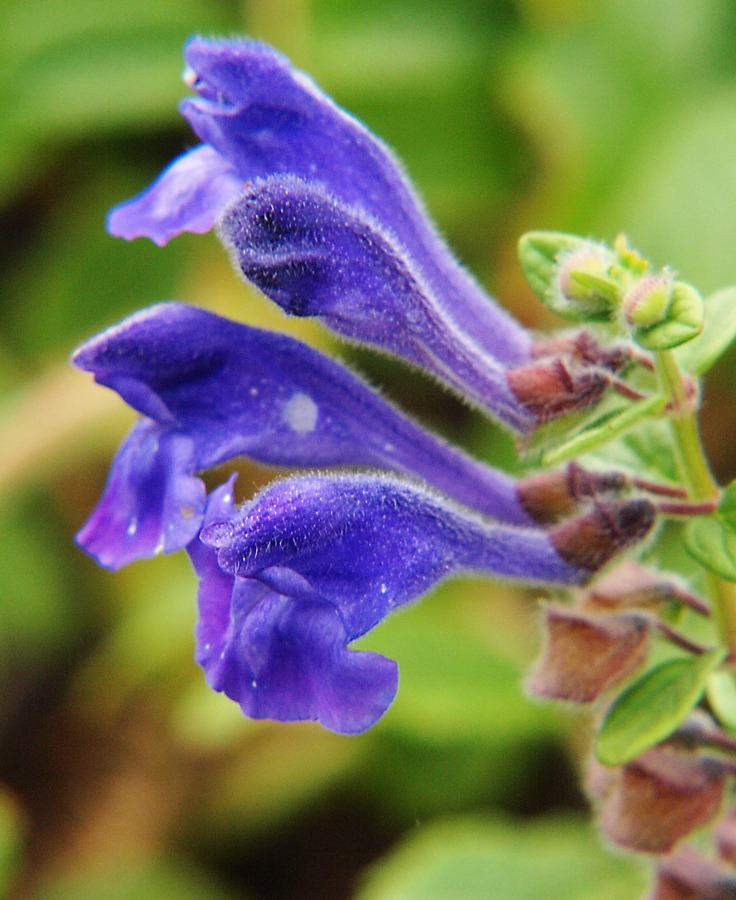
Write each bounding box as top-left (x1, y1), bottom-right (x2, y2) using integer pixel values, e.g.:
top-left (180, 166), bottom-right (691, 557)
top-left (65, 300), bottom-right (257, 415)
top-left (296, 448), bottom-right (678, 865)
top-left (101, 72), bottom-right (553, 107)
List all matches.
top-left (75, 37), bottom-right (657, 732)
top-left (74, 302), bottom-right (543, 569)
top-left (189, 473), bottom-right (651, 734)
top-left (107, 37), bottom-right (617, 431)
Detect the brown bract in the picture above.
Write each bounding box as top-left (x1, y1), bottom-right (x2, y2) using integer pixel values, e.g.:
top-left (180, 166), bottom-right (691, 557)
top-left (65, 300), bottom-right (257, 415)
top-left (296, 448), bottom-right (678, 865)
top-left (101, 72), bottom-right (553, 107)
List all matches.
top-left (550, 499), bottom-right (655, 572)
top-left (526, 604), bottom-right (649, 703)
top-left (594, 745), bottom-right (726, 854)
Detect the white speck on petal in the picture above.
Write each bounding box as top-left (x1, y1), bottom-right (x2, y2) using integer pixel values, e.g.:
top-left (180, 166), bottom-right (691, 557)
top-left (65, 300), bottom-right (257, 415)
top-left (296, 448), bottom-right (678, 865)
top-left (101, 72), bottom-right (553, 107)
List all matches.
top-left (283, 392), bottom-right (318, 433)
top-left (126, 517), bottom-right (138, 537)
top-left (380, 583), bottom-right (388, 594)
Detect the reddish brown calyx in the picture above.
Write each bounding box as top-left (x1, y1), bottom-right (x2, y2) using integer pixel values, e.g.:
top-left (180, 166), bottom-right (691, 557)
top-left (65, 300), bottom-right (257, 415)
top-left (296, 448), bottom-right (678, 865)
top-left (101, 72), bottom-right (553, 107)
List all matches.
top-left (715, 807), bottom-right (736, 868)
top-left (588, 743), bottom-right (727, 854)
top-left (550, 499), bottom-right (655, 573)
top-left (517, 462), bottom-right (627, 525)
top-left (532, 330), bottom-right (633, 374)
top-left (526, 604), bottom-right (650, 703)
top-left (585, 560), bottom-right (710, 617)
top-left (507, 358), bottom-right (609, 422)
top-left (653, 846), bottom-right (736, 899)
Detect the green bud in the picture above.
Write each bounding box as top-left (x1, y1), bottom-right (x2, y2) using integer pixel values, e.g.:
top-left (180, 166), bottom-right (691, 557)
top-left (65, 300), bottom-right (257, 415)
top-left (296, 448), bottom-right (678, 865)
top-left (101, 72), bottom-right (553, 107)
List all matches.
top-left (623, 273), bottom-right (673, 329)
top-left (625, 278), bottom-right (704, 350)
top-left (518, 231), bottom-right (619, 322)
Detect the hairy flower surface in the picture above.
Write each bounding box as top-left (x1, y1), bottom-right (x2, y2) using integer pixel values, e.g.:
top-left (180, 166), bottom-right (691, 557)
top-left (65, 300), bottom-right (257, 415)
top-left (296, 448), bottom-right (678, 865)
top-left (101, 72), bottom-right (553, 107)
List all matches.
top-left (74, 303), bottom-right (544, 569)
top-left (76, 36), bottom-right (656, 733)
top-left (189, 474), bottom-right (600, 733)
top-left (107, 38), bottom-right (621, 431)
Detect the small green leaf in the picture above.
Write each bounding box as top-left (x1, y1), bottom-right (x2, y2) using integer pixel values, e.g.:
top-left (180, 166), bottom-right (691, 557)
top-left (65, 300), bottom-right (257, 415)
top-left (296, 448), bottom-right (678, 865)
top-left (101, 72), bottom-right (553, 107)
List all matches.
top-left (676, 286), bottom-right (736, 374)
top-left (518, 231), bottom-right (589, 303)
top-left (568, 270), bottom-right (620, 304)
top-left (358, 816), bottom-right (646, 900)
top-left (718, 481), bottom-right (736, 530)
top-left (707, 670), bottom-right (736, 734)
top-left (541, 394), bottom-right (666, 467)
top-left (685, 516), bottom-right (736, 581)
top-left (595, 648), bottom-right (726, 766)
top-left (630, 281), bottom-right (704, 351)
top-left (518, 231), bottom-right (616, 321)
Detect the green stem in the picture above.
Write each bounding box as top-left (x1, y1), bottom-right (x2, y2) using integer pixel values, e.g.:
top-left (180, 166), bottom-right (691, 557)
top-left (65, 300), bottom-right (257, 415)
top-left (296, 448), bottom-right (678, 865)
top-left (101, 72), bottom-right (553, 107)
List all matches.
top-left (654, 350), bottom-right (736, 652)
top-left (654, 351), bottom-right (717, 498)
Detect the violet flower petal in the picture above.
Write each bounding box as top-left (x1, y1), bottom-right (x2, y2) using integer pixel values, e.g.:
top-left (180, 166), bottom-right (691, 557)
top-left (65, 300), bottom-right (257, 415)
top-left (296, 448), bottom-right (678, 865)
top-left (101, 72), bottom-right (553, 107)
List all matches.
top-left (73, 303), bottom-right (532, 569)
top-left (76, 420), bottom-right (205, 569)
top-left (107, 145), bottom-right (243, 246)
top-left (181, 39), bottom-right (530, 366)
top-left (109, 37), bottom-right (530, 367)
top-left (202, 472), bottom-right (586, 642)
top-left (220, 176), bottom-right (532, 431)
top-left (188, 480), bottom-right (397, 734)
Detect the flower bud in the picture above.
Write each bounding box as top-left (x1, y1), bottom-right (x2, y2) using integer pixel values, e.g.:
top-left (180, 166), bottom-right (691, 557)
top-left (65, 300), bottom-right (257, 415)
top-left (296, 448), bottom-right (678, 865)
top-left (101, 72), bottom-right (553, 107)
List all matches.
top-left (526, 605), bottom-right (649, 703)
top-left (623, 273), bottom-right (673, 329)
top-left (555, 247), bottom-right (620, 320)
top-left (623, 275), bottom-right (704, 350)
top-left (518, 231), bottom-right (619, 322)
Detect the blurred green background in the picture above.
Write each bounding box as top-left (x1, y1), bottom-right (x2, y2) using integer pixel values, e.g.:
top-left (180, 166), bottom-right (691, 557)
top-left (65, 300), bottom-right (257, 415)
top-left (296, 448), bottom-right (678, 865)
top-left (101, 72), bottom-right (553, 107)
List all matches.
top-left (1, 0), bottom-right (736, 896)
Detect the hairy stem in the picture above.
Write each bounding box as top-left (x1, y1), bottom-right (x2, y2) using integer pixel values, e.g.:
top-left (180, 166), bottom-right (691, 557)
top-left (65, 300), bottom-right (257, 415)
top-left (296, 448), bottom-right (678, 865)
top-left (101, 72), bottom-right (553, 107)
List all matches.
top-left (654, 350), bottom-right (736, 653)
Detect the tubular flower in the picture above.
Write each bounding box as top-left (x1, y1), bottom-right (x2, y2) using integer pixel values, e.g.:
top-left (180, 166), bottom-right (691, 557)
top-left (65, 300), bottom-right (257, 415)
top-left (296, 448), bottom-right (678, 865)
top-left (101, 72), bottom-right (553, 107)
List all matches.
top-left (189, 474), bottom-right (648, 734)
top-left (74, 302), bottom-right (538, 569)
top-left (75, 37), bottom-right (657, 733)
top-left (108, 37), bottom-right (618, 431)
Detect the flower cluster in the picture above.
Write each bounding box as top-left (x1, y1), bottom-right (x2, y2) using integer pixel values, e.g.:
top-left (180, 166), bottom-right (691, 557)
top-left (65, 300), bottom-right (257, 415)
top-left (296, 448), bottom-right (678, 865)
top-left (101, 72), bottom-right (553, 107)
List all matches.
top-left (74, 37), bottom-right (656, 734)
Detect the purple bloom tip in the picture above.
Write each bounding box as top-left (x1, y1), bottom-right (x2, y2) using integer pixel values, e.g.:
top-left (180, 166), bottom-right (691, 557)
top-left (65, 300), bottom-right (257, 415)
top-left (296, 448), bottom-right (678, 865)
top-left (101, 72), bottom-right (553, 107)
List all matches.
top-left (189, 480), bottom-right (398, 734)
top-left (188, 471), bottom-right (629, 732)
top-left (106, 35), bottom-right (534, 431)
top-left (72, 302), bottom-right (538, 570)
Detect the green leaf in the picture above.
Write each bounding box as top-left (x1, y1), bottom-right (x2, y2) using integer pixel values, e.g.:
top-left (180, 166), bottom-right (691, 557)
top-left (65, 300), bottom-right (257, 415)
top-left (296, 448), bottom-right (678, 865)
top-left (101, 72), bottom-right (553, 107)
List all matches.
top-left (685, 516), bottom-right (736, 582)
top-left (594, 648), bottom-right (727, 766)
top-left (357, 816), bottom-right (646, 900)
top-left (718, 480), bottom-right (736, 529)
top-left (541, 394), bottom-right (666, 467)
top-left (630, 281), bottom-right (704, 351)
top-left (518, 231), bottom-right (586, 303)
top-left (675, 286), bottom-right (736, 374)
top-left (707, 670), bottom-right (736, 734)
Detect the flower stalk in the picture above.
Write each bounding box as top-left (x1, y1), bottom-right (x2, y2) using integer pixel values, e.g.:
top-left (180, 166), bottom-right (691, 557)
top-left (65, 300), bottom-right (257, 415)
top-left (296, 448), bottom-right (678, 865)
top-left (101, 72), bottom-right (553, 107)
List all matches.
top-left (654, 349), bottom-right (736, 654)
